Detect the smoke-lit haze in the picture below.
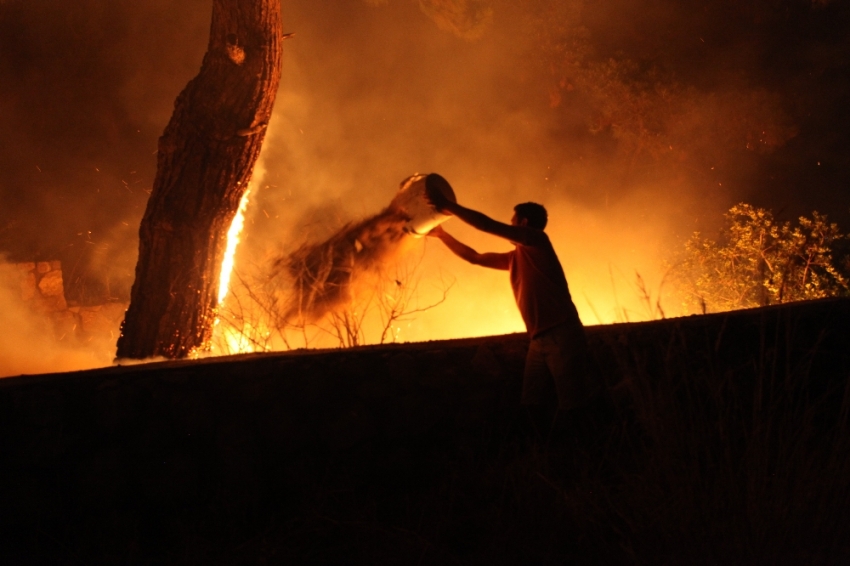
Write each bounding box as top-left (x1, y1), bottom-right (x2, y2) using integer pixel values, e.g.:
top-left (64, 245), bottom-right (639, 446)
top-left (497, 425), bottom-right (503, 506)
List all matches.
top-left (0, 259), bottom-right (117, 375)
top-left (1, 0), bottom-right (849, 371)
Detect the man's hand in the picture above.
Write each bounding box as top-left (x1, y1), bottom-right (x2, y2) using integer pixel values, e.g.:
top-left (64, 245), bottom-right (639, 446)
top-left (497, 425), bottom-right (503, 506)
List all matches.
top-left (426, 225), bottom-right (446, 238)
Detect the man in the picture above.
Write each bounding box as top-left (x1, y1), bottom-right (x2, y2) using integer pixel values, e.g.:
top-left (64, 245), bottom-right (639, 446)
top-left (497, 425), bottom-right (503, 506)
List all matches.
top-left (425, 174), bottom-right (602, 419)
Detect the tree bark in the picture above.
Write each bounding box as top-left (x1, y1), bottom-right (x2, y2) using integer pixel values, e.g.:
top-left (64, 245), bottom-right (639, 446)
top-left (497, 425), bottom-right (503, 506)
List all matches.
top-left (116, 0), bottom-right (282, 359)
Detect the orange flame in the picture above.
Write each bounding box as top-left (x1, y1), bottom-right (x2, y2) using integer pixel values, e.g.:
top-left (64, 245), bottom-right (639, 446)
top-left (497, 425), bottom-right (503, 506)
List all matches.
top-left (218, 189), bottom-right (251, 305)
top-left (213, 189), bottom-right (256, 355)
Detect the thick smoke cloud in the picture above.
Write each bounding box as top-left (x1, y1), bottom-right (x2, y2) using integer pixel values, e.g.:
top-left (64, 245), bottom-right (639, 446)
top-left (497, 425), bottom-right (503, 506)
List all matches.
top-left (1, 0), bottom-right (849, 360)
top-left (234, 0), bottom-right (850, 339)
top-left (0, 0), bottom-right (209, 301)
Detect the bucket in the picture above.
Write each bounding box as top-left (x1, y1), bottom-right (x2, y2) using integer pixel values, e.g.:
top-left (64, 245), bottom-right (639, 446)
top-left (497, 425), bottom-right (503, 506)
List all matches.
top-left (391, 173), bottom-right (456, 237)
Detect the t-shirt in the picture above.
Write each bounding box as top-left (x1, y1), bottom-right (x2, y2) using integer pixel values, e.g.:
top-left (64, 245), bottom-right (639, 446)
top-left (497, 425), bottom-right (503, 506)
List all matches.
top-left (508, 234), bottom-right (581, 337)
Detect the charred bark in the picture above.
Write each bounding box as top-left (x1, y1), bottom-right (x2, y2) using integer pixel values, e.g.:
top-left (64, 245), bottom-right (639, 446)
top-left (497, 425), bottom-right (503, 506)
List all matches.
top-left (116, 0), bottom-right (282, 359)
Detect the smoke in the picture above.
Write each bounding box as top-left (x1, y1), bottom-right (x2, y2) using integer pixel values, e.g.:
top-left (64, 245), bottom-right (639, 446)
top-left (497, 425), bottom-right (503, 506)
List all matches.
top-left (2, 0), bottom-right (850, 359)
top-left (0, 0), bottom-right (210, 301)
top-left (239, 0), bottom-right (848, 337)
top-left (418, 0), bottom-right (494, 40)
top-left (0, 260), bottom-right (117, 378)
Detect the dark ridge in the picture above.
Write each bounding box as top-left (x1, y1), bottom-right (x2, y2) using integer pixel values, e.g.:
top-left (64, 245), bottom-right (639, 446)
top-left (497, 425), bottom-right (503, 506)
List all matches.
top-left (2, 298), bottom-right (849, 564)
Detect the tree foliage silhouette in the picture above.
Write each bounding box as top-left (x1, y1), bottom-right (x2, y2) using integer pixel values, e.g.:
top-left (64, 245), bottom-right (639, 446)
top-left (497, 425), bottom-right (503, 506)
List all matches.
top-left (672, 203), bottom-right (849, 313)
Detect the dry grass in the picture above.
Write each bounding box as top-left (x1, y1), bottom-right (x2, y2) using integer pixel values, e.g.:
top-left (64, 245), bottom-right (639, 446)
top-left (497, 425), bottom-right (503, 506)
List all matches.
top-left (579, 312), bottom-right (850, 564)
top-left (209, 305), bottom-right (850, 564)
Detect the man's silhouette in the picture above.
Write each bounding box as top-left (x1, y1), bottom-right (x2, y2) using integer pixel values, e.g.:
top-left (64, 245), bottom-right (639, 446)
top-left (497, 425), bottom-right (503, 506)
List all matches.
top-left (425, 174), bottom-right (602, 422)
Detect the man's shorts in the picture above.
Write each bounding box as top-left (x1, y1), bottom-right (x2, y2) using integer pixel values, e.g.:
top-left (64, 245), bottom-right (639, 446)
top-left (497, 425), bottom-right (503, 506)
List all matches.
top-left (521, 321), bottom-right (600, 411)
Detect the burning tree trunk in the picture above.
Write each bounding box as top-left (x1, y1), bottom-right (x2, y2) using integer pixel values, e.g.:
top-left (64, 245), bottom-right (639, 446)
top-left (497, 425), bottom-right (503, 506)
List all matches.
top-left (116, 0), bottom-right (282, 359)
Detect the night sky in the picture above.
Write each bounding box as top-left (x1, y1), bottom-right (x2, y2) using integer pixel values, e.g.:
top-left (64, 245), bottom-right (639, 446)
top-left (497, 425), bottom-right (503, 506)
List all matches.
top-left (1, 0), bottom-right (848, 318)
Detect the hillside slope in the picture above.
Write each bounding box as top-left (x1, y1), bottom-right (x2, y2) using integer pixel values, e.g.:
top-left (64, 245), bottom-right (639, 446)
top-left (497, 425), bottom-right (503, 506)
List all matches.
top-left (2, 298), bottom-right (849, 564)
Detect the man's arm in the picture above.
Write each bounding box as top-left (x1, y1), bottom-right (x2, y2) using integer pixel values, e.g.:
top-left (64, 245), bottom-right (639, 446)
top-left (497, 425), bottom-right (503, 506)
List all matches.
top-left (427, 186), bottom-right (545, 246)
top-left (428, 226), bottom-right (510, 270)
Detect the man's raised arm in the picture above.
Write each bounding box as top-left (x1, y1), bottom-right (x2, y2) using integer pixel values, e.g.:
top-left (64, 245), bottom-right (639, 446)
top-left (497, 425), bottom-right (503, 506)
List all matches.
top-left (426, 182), bottom-right (545, 247)
top-left (427, 226), bottom-right (510, 270)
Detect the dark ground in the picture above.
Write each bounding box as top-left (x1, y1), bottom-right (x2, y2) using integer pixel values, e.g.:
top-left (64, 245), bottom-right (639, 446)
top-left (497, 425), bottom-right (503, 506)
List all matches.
top-left (1, 298), bottom-right (849, 565)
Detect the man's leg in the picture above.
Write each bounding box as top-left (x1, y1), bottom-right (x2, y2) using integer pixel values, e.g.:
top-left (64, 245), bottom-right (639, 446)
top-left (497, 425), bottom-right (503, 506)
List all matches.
top-left (521, 337), bottom-right (553, 406)
top-left (540, 323), bottom-right (595, 412)
top-left (542, 325), bottom-right (616, 475)
top-left (521, 338), bottom-right (557, 442)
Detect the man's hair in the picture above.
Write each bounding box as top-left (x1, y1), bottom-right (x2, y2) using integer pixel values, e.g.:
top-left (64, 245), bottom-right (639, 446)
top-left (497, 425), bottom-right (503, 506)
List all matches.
top-left (514, 202), bottom-right (548, 229)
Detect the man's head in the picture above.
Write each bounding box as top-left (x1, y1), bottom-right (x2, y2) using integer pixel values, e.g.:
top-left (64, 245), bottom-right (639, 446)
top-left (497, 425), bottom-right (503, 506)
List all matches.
top-left (513, 202), bottom-right (548, 230)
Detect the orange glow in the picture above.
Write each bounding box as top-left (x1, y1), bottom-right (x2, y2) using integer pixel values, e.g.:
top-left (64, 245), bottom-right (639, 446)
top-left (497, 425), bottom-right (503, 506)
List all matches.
top-left (206, 179), bottom-right (681, 355)
top-left (217, 319), bottom-right (266, 355)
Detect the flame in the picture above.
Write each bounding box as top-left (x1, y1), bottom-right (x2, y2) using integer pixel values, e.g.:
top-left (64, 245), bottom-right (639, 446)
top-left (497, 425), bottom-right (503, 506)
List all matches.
top-left (221, 320), bottom-right (259, 354)
top-left (213, 188), bottom-right (256, 356)
top-left (218, 189), bottom-right (251, 305)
